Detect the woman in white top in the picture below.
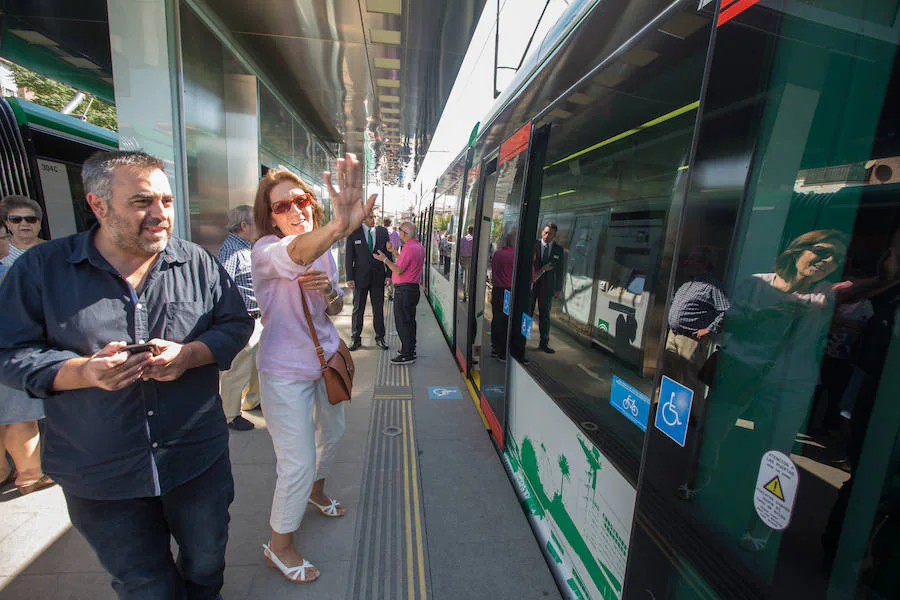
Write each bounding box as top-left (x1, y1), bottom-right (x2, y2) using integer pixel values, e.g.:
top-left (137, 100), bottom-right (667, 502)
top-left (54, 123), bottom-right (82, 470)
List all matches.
top-left (251, 156), bottom-right (376, 583)
top-left (0, 195), bottom-right (54, 496)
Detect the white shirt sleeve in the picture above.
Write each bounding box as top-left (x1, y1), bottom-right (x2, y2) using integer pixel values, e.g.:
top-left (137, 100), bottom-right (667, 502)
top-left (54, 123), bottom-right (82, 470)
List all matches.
top-left (251, 234), bottom-right (313, 281)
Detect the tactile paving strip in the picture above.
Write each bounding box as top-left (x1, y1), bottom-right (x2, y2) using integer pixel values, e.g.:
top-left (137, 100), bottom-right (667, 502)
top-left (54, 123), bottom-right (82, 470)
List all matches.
top-left (348, 300), bottom-right (431, 599)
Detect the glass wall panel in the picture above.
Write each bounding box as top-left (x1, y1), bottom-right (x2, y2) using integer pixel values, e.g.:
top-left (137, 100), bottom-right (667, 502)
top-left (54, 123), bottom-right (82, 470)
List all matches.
top-left (520, 4), bottom-right (712, 474)
top-left (258, 87), bottom-right (330, 187)
top-left (180, 4), bottom-right (230, 252)
top-left (630, 2), bottom-right (900, 599)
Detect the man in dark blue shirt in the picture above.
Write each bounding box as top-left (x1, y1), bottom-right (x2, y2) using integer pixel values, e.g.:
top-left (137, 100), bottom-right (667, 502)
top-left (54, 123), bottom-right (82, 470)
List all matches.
top-left (0, 151), bottom-right (252, 599)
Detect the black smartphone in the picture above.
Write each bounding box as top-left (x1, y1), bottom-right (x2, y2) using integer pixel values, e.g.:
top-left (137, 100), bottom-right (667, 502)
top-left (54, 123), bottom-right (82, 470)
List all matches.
top-left (120, 343), bottom-right (159, 355)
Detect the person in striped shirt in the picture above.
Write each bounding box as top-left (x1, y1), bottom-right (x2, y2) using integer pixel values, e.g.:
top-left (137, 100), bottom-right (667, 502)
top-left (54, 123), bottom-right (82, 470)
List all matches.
top-left (665, 246), bottom-right (730, 393)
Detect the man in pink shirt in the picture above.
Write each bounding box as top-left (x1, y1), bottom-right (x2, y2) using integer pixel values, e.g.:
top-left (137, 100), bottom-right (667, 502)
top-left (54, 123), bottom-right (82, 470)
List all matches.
top-left (375, 222), bottom-right (424, 365)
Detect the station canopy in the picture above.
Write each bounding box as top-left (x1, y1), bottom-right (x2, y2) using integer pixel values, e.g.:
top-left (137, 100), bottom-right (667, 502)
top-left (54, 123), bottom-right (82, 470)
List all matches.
top-left (0, 0), bottom-right (486, 184)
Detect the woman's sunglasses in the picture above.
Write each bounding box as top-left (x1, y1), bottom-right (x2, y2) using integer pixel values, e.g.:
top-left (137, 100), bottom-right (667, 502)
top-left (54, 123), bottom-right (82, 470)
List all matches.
top-left (7, 215), bottom-right (39, 224)
top-left (807, 245), bottom-right (843, 261)
top-left (270, 194), bottom-right (312, 215)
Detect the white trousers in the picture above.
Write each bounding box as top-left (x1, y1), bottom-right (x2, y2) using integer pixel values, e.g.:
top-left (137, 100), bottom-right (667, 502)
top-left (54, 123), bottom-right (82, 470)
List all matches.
top-left (260, 373), bottom-right (345, 534)
top-left (220, 319), bottom-right (262, 420)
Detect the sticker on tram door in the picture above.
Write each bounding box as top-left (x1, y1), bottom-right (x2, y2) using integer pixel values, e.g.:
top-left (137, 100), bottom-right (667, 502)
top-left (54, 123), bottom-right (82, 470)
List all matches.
top-left (521, 313), bottom-right (533, 339)
top-left (753, 450), bottom-right (798, 530)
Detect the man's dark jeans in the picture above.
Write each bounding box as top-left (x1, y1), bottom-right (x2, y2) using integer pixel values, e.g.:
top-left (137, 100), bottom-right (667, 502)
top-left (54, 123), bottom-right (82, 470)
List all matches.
top-left (491, 287), bottom-right (510, 358)
top-left (394, 283), bottom-right (420, 356)
top-left (64, 451), bottom-right (234, 600)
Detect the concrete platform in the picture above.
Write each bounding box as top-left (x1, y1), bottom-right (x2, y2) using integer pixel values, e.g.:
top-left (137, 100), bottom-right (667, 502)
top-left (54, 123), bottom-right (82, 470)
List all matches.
top-left (0, 294), bottom-right (559, 599)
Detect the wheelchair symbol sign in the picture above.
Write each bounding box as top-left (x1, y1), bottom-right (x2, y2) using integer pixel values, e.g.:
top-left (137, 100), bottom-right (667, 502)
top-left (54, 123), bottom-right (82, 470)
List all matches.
top-left (428, 386), bottom-right (462, 400)
top-left (503, 289), bottom-right (511, 315)
top-left (521, 314), bottom-right (533, 339)
top-left (654, 376), bottom-right (693, 447)
top-left (482, 384), bottom-right (505, 397)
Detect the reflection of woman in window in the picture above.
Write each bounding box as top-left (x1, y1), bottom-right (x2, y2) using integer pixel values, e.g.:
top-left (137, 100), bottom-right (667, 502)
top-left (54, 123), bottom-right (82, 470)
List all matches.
top-left (678, 230), bottom-right (847, 552)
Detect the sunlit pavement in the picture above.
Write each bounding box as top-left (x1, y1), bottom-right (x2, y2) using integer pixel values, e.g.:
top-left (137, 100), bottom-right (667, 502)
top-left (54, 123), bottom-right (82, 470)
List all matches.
top-left (0, 296), bottom-right (558, 600)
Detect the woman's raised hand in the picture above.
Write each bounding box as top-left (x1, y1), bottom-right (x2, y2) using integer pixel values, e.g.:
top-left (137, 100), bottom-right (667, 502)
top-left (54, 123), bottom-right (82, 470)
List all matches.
top-left (324, 153), bottom-right (378, 238)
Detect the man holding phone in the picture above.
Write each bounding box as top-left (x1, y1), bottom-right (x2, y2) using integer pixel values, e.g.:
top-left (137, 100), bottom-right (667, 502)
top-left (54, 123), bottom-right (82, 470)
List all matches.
top-left (0, 151), bottom-right (253, 599)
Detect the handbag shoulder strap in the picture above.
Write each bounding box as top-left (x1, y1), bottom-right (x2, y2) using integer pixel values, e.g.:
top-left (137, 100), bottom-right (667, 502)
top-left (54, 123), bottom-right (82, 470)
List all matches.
top-left (298, 284), bottom-right (328, 371)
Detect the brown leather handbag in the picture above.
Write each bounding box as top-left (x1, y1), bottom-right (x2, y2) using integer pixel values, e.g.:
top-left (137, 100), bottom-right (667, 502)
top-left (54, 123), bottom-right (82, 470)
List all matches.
top-left (299, 286), bottom-right (354, 404)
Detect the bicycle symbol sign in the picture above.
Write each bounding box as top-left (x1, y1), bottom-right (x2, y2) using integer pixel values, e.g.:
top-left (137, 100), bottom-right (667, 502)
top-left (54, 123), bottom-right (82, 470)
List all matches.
top-left (654, 376), bottom-right (694, 447)
top-left (610, 376), bottom-right (650, 432)
top-left (622, 395), bottom-right (640, 417)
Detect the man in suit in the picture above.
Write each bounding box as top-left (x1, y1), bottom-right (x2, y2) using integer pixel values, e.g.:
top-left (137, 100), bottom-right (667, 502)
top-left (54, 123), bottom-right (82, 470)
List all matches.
top-left (532, 221), bottom-right (566, 353)
top-left (346, 211), bottom-right (392, 350)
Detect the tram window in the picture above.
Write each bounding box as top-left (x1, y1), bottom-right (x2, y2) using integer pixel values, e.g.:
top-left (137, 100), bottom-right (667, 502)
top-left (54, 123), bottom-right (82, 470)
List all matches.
top-left (429, 175), bottom-right (464, 338)
top-left (516, 6), bottom-right (711, 469)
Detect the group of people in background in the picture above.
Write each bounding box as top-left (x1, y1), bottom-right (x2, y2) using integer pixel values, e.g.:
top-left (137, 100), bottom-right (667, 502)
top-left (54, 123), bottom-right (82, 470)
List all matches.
top-left (0, 149), bottom-right (426, 597)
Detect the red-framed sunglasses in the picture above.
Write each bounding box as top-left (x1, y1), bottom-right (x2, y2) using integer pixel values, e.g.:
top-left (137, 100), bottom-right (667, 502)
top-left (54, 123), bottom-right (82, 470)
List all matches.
top-left (270, 194), bottom-right (312, 215)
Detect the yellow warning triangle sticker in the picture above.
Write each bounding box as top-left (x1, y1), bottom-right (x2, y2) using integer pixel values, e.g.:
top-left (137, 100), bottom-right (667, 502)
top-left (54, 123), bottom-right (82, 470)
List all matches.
top-left (764, 476), bottom-right (784, 501)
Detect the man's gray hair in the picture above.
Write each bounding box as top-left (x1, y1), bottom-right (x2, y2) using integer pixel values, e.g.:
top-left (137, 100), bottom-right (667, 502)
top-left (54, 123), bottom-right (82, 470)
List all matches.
top-left (82, 151), bottom-right (166, 201)
top-left (226, 205), bottom-right (254, 233)
top-left (401, 221), bottom-right (417, 237)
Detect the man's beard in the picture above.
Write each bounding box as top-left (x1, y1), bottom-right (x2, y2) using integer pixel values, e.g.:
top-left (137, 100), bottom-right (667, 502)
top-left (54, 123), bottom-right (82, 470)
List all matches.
top-left (105, 203), bottom-right (172, 256)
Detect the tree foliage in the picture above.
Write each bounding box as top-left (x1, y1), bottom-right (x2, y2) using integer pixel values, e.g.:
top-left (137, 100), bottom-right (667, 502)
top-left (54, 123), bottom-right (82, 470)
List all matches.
top-left (9, 63), bottom-right (117, 132)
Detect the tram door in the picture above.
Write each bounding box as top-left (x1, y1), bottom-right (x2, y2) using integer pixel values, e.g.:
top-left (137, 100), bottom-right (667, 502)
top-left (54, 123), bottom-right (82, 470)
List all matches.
top-left (422, 195), bottom-right (435, 296)
top-left (454, 160), bottom-right (482, 374)
top-left (626, 3), bottom-right (900, 599)
top-left (477, 125), bottom-right (532, 446)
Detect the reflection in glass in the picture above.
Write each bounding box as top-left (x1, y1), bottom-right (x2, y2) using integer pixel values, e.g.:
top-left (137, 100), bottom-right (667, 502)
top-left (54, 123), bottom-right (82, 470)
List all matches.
top-left (633, 3), bottom-right (900, 598)
top-left (522, 8), bottom-right (710, 470)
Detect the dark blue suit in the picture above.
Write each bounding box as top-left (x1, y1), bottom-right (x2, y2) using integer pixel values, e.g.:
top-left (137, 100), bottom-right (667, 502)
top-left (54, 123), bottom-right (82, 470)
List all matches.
top-left (346, 225), bottom-right (392, 341)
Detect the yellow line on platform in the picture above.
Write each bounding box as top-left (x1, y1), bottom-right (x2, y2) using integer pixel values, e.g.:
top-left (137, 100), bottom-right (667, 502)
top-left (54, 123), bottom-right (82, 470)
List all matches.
top-left (406, 399), bottom-right (427, 598)
top-left (465, 378), bottom-right (490, 431)
top-left (402, 400), bottom-right (414, 598)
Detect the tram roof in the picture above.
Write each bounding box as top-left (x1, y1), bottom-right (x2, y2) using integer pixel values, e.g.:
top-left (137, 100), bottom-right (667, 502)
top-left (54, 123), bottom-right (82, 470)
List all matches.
top-left (0, 0), bottom-right (485, 184)
top-left (9, 97), bottom-right (118, 149)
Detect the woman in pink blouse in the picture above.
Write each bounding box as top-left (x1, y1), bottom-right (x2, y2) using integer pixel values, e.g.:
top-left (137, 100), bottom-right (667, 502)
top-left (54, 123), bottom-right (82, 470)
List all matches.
top-left (251, 156), bottom-right (375, 584)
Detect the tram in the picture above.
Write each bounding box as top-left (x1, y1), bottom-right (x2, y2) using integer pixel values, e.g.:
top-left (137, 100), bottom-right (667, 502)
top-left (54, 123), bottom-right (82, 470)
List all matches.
top-left (417, 0), bottom-right (900, 599)
top-left (0, 96), bottom-right (117, 239)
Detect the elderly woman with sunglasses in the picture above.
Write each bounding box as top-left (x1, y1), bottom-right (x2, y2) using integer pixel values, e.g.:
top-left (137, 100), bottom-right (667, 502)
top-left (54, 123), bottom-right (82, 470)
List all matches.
top-left (1, 195), bottom-right (45, 267)
top-left (250, 155), bottom-right (375, 584)
top-left (0, 195), bottom-right (54, 496)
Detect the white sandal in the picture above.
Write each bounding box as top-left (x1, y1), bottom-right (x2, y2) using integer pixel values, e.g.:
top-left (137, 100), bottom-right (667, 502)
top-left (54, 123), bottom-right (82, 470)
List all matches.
top-left (308, 497), bottom-right (345, 518)
top-left (263, 544), bottom-right (318, 583)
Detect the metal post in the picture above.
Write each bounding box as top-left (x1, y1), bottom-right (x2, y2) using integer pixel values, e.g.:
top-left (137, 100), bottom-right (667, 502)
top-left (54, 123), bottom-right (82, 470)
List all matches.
top-left (493, 0), bottom-right (500, 99)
